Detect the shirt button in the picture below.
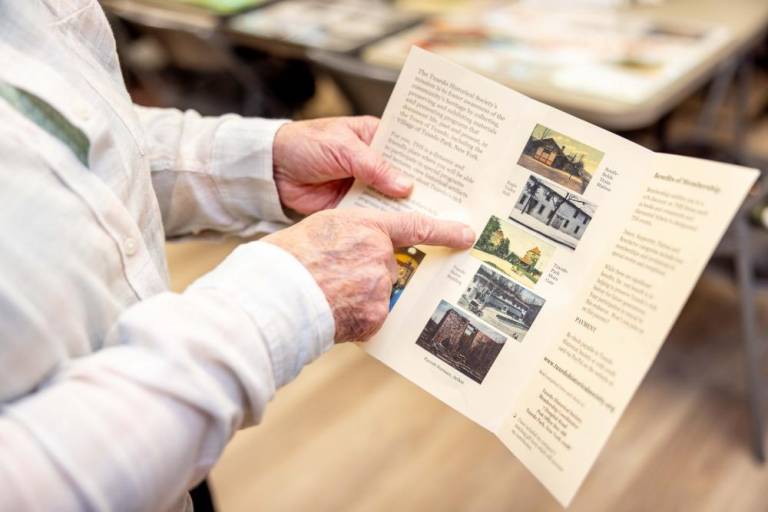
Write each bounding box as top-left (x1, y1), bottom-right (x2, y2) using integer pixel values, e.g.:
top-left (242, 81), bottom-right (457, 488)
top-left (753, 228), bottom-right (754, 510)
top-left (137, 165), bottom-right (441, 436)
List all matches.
top-left (124, 237), bottom-right (138, 257)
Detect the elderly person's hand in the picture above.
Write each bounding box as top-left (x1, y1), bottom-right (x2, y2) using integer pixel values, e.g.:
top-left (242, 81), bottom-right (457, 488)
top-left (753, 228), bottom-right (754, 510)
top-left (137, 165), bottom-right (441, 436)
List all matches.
top-left (264, 209), bottom-right (475, 342)
top-left (272, 116), bottom-right (412, 214)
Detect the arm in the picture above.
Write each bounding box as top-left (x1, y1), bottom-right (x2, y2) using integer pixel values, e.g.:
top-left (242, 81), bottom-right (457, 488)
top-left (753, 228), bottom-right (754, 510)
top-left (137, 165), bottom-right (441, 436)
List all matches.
top-left (0, 207), bottom-right (474, 511)
top-left (0, 242), bottom-right (334, 511)
top-left (137, 107), bottom-right (416, 239)
top-left (135, 105), bottom-right (290, 238)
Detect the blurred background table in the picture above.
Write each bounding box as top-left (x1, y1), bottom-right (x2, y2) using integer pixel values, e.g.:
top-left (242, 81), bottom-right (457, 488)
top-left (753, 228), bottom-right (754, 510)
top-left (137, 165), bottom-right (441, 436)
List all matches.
top-left (358, 0), bottom-right (768, 132)
top-left (104, 0), bottom-right (768, 153)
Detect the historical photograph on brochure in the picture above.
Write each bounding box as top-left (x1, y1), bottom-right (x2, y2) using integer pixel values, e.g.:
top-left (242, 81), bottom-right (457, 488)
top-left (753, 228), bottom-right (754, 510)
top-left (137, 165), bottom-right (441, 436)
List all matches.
top-left (471, 215), bottom-right (555, 288)
top-left (416, 300), bottom-right (507, 384)
top-left (389, 246), bottom-right (426, 310)
top-left (510, 175), bottom-right (598, 250)
top-left (458, 265), bottom-right (545, 341)
top-left (517, 123), bottom-right (604, 194)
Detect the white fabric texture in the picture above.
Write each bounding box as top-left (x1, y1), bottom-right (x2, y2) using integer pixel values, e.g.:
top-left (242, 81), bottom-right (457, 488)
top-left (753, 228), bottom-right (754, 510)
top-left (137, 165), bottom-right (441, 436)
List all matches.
top-left (0, 1), bottom-right (335, 511)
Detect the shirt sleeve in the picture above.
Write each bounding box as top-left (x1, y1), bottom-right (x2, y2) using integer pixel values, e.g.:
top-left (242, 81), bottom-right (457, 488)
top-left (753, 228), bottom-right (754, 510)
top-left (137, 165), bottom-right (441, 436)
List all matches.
top-left (0, 241), bottom-right (335, 511)
top-left (134, 105), bottom-right (292, 239)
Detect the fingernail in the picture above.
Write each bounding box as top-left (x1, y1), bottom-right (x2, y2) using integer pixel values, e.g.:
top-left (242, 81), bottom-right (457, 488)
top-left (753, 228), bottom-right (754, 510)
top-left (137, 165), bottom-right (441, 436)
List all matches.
top-left (394, 176), bottom-right (413, 192)
top-left (462, 227), bottom-right (476, 246)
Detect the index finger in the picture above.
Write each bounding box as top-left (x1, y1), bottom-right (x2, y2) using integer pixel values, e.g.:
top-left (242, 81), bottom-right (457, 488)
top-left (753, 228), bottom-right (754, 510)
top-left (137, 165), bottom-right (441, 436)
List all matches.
top-left (371, 211), bottom-right (475, 249)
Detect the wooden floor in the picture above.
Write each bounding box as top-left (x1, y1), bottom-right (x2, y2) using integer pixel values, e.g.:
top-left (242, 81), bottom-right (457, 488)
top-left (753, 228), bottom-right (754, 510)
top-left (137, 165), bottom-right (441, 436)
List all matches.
top-left (166, 239), bottom-right (768, 512)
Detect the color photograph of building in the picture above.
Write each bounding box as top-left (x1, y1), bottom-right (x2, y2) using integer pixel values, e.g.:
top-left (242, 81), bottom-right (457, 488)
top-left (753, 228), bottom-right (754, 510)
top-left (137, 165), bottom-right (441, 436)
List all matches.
top-left (511, 175), bottom-right (598, 250)
top-left (389, 246), bottom-right (426, 310)
top-left (416, 300), bottom-right (507, 384)
top-left (458, 265), bottom-right (545, 341)
top-left (470, 215), bottom-right (555, 288)
top-left (517, 124), bottom-right (605, 194)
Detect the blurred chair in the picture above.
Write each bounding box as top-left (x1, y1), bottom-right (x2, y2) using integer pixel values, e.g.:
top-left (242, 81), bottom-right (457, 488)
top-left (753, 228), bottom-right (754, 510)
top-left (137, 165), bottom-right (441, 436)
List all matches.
top-left (106, 3), bottom-right (272, 115)
top-left (307, 49), bottom-right (399, 116)
top-left (713, 173), bottom-right (768, 461)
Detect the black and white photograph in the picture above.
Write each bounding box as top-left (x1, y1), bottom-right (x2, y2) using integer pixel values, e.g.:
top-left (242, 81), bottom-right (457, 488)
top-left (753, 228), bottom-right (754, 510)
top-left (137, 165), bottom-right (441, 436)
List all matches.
top-left (416, 300), bottom-right (507, 384)
top-left (458, 265), bottom-right (545, 341)
top-left (510, 175), bottom-right (598, 250)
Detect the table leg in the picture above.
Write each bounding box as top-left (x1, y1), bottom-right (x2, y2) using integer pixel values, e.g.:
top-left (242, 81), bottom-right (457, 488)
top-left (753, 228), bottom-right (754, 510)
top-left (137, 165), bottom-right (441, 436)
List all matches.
top-left (695, 58), bottom-right (739, 142)
top-left (736, 217), bottom-right (766, 462)
top-left (734, 57), bottom-right (754, 165)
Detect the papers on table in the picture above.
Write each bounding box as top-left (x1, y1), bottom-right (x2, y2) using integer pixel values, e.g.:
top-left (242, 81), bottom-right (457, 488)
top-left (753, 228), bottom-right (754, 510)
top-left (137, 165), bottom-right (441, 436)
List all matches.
top-left (174, 0), bottom-right (271, 15)
top-left (364, 4), bottom-right (730, 105)
top-left (229, 0), bottom-right (423, 53)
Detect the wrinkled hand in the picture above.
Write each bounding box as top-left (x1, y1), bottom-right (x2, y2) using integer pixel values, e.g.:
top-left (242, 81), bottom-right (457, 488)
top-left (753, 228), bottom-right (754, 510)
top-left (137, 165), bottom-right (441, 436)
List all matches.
top-left (264, 209), bottom-right (475, 342)
top-left (272, 116), bottom-right (412, 215)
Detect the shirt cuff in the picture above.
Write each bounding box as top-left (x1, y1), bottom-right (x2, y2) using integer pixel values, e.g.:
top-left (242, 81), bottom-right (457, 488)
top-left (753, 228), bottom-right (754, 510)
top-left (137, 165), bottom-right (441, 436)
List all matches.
top-left (188, 241), bottom-right (335, 388)
top-left (212, 116), bottom-right (292, 229)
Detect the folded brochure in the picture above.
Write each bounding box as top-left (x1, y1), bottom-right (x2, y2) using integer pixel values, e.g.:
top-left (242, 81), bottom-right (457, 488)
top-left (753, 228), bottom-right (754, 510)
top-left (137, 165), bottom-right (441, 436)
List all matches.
top-left (338, 47), bottom-right (758, 507)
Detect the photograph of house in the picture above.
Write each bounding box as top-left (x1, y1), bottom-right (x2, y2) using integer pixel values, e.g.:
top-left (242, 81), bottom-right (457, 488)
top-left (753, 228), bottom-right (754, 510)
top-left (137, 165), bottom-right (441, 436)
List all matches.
top-left (511, 175), bottom-right (598, 250)
top-left (389, 246), bottom-right (426, 310)
top-left (517, 124), bottom-right (605, 194)
top-left (458, 265), bottom-right (545, 341)
top-left (470, 215), bottom-right (555, 288)
top-left (416, 300), bottom-right (507, 384)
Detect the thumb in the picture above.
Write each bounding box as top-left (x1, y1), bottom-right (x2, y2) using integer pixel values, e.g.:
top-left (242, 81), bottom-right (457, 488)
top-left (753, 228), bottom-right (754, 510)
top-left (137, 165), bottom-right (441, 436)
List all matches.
top-left (371, 212), bottom-right (475, 249)
top-left (347, 138), bottom-right (414, 198)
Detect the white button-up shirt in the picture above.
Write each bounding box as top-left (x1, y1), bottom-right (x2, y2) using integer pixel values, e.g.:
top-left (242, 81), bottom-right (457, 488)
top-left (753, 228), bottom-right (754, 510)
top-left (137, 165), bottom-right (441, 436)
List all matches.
top-left (0, 2), bottom-right (334, 510)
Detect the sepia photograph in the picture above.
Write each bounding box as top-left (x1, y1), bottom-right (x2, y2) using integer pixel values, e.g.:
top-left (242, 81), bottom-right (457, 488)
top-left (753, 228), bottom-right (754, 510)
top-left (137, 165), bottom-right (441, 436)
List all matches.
top-left (416, 300), bottom-right (507, 384)
top-left (458, 265), bottom-right (545, 341)
top-left (510, 175), bottom-right (598, 250)
top-left (470, 215), bottom-right (555, 288)
top-left (517, 123), bottom-right (605, 194)
top-left (389, 246), bottom-right (426, 310)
